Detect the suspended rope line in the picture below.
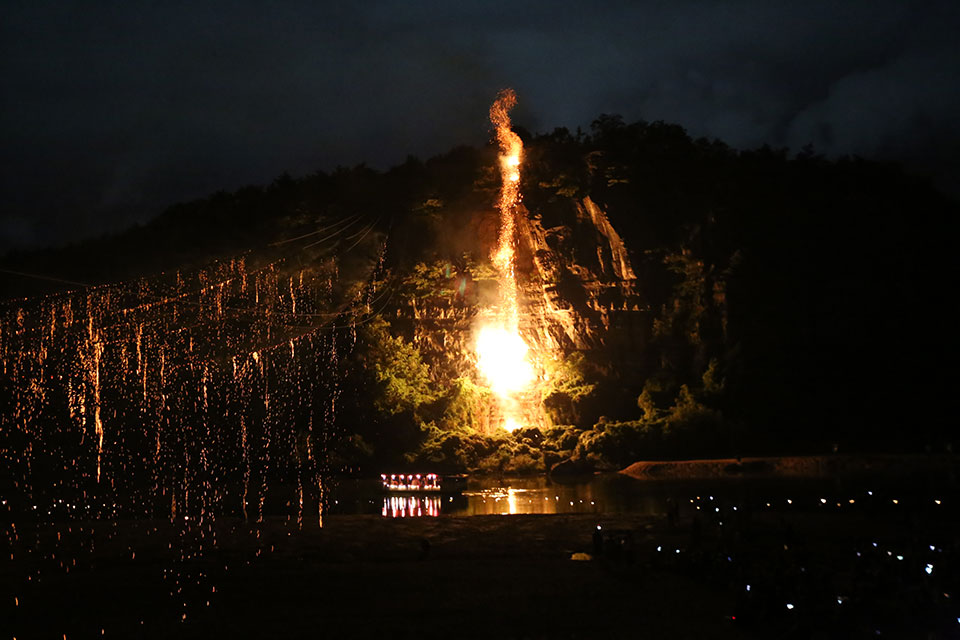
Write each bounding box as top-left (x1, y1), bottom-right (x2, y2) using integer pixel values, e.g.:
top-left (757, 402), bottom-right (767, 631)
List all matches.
top-left (267, 213), bottom-right (362, 247)
top-left (339, 219), bottom-right (380, 254)
top-left (301, 216), bottom-right (367, 250)
top-left (0, 268), bottom-right (91, 288)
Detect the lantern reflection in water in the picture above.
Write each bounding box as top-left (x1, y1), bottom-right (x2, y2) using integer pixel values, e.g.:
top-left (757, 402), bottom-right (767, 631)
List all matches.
top-left (382, 495), bottom-right (442, 518)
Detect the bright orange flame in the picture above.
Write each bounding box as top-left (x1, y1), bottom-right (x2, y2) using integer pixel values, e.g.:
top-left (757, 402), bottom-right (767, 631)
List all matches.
top-left (476, 326), bottom-right (534, 397)
top-left (502, 417), bottom-right (523, 433)
top-left (478, 89), bottom-right (533, 434)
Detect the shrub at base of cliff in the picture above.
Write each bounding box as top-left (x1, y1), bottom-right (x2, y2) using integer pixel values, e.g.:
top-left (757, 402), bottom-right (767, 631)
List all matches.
top-left (543, 352), bottom-right (601, 428)
top-left (570, 385), bottom-right (726, 468)
top-left (343, 316), bottom-right (438, 469)
top-left (542, 424), bottom-right (581, 452)
top-left (404, 423), bottom-right (549, 474)
top-left (437, 377), bottom-right (492, 433)
top-left (474, 440), bottom-right (542, 475)
top-left (664, 384), bottom-right (727, 455)
top-left (572, 419), bottom-right (658, 470)
top-left (406, 422), bottom-right (497, 473)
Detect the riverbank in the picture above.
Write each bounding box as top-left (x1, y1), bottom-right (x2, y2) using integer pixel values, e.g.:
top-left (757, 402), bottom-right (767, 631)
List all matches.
top-left (620, 453), bottom-right (960, 481)
top-left (5, 480), bottom-right (958, 638)
top-left (4, 513), bottom-right (746, 639)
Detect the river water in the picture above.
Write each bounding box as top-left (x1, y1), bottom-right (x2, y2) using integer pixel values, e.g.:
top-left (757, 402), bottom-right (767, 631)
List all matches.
top-left (327, 473), bottom-right (944, 518)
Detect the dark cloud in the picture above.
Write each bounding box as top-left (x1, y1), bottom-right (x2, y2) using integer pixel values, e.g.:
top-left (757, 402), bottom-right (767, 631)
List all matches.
top-left (2, 0), bottom-right (958, 252)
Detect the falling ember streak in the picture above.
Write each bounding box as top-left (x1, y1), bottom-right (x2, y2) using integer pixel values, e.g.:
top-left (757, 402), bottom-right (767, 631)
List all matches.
top-left (489, 89), bottom-right (524, 327)
top-left (90, 336), bottom-right (104, 483)
top-left (241, 417), bottom-right (249, 522)
top-left (1, 246), bottom-right (362, 621)
top-left (317, 479), bottom-right (324, 529)
top-left (478, 89), bottom-right (533, 432)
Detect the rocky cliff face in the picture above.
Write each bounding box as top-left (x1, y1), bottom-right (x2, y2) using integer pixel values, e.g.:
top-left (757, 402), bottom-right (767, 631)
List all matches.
top-left (515, 196), bottom-right (642, 354)
top-left (393, 196), bottom-right (646, 432)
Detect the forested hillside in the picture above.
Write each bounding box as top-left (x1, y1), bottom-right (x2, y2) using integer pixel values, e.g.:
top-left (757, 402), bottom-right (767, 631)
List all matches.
top-left (3, 116), bottom-right (956, 476)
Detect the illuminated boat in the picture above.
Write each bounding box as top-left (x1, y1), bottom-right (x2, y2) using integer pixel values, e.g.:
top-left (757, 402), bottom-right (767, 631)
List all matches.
top-left (380, 473), bottom-right (467, 494)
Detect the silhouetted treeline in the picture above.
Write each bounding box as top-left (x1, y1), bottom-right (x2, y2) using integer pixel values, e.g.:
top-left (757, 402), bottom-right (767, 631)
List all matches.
top-left (522, 117), bottom-right (957, 455)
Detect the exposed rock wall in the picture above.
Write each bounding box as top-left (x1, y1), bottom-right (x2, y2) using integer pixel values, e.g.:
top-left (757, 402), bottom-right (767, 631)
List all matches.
top-left (394, 196), bottom-right (646, 432)
top-left (515, 196), bottom-right (642, 355)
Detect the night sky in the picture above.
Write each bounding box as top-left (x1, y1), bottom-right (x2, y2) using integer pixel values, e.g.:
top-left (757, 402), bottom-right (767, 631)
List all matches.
top-left (2, 0), bottom-right (958, 253)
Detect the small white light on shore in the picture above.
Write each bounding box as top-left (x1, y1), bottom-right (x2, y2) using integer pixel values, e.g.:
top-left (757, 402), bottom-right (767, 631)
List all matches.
top-left (820, 498), bottom-right (827, 504)
top-left (786, 603), bottom-right (794, 610)
top-left (656, 546), bottom-right (661, 552)
top-left (745, 584), bottom-right (750, 592)
top-left (926, 564), bottom-right (934, 575)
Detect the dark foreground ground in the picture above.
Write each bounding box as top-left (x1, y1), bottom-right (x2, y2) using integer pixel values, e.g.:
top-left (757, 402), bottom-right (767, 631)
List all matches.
top-left (3, 489), bottom-right (959, 639)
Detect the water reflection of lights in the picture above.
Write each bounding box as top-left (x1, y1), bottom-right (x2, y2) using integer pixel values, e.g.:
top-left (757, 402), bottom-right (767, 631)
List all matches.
top-left (458, 487), bottom-right (602, 516)
top-left (382, 495), bottom-right (441, 518)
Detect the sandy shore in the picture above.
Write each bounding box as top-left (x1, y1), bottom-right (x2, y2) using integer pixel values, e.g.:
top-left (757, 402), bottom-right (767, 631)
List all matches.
top-left (5, 478), bottom-right (956, 638)
top-left (620, 453), bottom-right (960, 481)
top-left (5, 513), bottom-right (748, 639)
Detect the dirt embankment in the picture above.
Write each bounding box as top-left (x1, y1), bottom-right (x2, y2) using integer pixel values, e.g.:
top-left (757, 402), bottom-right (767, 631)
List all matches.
top-left (620, 453), bottom-right (960, 481)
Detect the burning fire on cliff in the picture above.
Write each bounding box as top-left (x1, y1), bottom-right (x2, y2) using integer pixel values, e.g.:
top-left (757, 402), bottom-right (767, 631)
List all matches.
top-left (476, 89), bottom-right (538, 432)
